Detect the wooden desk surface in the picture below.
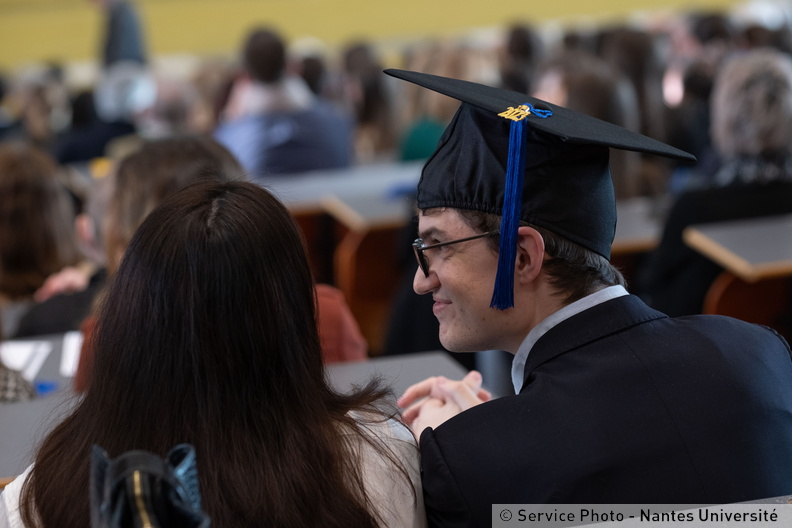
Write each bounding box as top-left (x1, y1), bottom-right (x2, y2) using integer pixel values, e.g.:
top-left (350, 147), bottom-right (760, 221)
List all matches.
top-left (326, 351), bottom-right (469, 398)
top-left (683, 214), bottom-right (792, 282)
top-left (320, 193), bottom-right (414, 232)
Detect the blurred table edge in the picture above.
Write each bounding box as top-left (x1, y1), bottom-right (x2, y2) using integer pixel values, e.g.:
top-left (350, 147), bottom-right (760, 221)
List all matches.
top-left (684, 214), bottom-right (792, 283)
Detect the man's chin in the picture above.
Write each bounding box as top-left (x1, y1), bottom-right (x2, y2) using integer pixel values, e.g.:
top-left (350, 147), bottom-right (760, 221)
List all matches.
top-left (439, 331), bottom-right (481, 353)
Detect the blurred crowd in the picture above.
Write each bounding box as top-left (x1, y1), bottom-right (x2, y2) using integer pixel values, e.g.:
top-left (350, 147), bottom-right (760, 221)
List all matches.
top-left (2, 0), bottom-right (792, 373)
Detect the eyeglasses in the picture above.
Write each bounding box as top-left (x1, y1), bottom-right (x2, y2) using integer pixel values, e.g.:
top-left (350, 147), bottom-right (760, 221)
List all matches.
top-left (412, 231), bottom-right (497, 277)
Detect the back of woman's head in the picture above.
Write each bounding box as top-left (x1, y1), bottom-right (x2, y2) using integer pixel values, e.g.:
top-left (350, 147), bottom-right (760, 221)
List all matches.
top-left (711, 48), bottom-right (792, 157)
top-left (95, 180), bottom-right (322, 415)
top-left (0, 142), bottom-right (80, 298)
top-left (22, 180), bottom-right (397, 527)
top-left (105, 135), bottom-right (246, 275)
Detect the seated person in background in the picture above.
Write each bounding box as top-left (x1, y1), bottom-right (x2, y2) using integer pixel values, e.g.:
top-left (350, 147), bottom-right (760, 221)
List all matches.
top-left (396, 40), bottom-right (486, 163)
top-left (215, 27), bottom-right (354, 178)
top-left (384, 69), bottom-right (792, 525)
top-left (532, 49), bottom-right (643, 199)
top-left (72, 136), bottom-right (366, 392)
top-left (0, 142), bottom-right (82, 338)
top-left (14, 136), bottom-right (241, 349)
top-left (13, 174), bottom-right (110, 338)
top-left (341, 41), bottom-right (397, 163)
top-left (637, 48), bottom-right (792, 316)
top-left (2, 180), bottom-right (424, 527)
top-left (53, 88), bottom-right (136, 165)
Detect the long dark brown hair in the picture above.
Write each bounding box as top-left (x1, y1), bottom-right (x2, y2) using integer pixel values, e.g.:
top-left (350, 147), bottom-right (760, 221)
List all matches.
top-left (21, 181), bottom-right (411, 527)
top-left (0, 142), bottom-right (81, 299)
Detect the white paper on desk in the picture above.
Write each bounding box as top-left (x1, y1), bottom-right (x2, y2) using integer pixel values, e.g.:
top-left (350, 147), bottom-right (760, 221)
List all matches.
top-left (0, 340), bottom-right (52, 381)
top-left (60, 331), bottom-right (83, 378)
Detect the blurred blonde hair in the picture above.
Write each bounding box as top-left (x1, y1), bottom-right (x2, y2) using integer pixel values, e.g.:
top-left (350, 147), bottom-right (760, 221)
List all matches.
top-left (711, 48), bottom-right (792, 157)
top-left (104, 136), bottom-right (246, 276)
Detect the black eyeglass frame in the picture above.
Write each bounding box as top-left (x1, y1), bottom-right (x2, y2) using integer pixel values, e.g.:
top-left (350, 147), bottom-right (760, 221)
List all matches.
top-left (412, 231), bottom-right (498, 277)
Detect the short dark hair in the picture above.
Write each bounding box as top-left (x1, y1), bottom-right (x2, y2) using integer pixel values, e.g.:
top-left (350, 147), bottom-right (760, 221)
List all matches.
top-left (243, 27), bottom-right (286, 83)
top-left (451, 208), bottom-right (626, 304)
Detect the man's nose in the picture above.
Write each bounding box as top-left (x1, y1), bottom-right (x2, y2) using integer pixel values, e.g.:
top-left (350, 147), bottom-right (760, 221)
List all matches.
top-left (413, 265), bottom-right (439, 295)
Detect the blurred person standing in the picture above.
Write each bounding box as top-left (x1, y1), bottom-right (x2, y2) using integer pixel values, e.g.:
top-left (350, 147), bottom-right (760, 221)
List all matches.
top-left (92, 0), bottom-right (147, 68)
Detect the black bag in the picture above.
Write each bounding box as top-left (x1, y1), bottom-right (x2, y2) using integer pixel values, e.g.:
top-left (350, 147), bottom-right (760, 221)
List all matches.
top-left (90, 443), bottom-right (211, 528)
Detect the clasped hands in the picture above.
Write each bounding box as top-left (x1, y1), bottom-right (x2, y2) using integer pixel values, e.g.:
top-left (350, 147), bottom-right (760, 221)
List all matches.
top-left (397, 370), bottom-right (492, 437)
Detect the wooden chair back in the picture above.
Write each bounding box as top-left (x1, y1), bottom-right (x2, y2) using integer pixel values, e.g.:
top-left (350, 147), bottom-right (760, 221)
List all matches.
top-left (334, 227), bottom-right (402, 355)
top-left (703, 271), bottom-right (792, 339)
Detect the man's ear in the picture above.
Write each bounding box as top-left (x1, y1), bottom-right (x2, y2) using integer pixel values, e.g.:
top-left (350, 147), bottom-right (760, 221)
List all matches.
top-left (515, 226), bottom-right (545, 284)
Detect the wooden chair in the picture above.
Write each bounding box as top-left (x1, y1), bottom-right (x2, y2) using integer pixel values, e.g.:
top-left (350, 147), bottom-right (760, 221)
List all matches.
top-left (291, 209), bottom-right (340, 285)
top-left (703, 271), bottom-right (792, 339)
top-left (334, 227), bottom-right (402, 356)
top-left (0, 476), bottom-right (16, 490)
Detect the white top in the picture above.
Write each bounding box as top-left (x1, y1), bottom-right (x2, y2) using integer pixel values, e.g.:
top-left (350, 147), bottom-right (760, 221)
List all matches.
top-left (0, 465), bottom-right (30, 528)
top-left (347, 413), bottom-right (427, 528)
top-left (0, 416), bottom-right (425, 528)
top-left (510, 285), bottom-right (629, 393)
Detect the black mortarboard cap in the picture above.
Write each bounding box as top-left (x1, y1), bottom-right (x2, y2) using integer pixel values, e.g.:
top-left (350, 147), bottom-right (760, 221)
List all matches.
top-left (384, 68), bottom-right (695, 309)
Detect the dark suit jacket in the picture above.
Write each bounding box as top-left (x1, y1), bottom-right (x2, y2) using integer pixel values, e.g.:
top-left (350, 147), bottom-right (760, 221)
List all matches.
top-left (637, 180), bottom-right (792, 316)
top-left (420, 295), bottom-right (792, 527)
top-left (214, 101), bottom-right (353, 179)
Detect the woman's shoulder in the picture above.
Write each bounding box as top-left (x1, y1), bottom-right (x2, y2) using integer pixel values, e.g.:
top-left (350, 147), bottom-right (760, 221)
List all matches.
top-left (343, 411), bottom-right (427, 528)
top-left (345, 410), bottom-right (417, 448)
top-left (1, 464), bottom-right (33, 528)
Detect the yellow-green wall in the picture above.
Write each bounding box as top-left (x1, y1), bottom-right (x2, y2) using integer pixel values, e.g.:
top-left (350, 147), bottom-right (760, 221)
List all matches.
top-left (0, 0), bottom-right (740, 71)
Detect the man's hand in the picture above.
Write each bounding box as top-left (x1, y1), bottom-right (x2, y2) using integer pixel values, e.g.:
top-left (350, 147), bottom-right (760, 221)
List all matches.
top-left (398, 371), bottom-right (492, 437)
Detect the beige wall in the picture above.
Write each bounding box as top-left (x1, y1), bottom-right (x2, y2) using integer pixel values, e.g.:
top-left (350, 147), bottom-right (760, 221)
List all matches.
top-left (0, 0), bottom-right (739, 72)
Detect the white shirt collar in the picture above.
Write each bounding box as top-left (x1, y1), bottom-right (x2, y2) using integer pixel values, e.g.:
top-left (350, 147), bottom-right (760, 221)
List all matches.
top-left (510, 285), bottom-right (629, 394)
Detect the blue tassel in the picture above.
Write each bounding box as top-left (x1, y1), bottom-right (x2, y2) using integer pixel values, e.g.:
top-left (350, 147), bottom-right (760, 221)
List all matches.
top-left (490, 117), bottom-right (527, 310)
top-left (489, 104), bottom-right (552, 310)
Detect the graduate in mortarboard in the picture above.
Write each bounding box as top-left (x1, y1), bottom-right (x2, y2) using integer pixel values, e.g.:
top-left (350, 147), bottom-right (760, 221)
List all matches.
top-left (391, 69), bottom-right (792, 525)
